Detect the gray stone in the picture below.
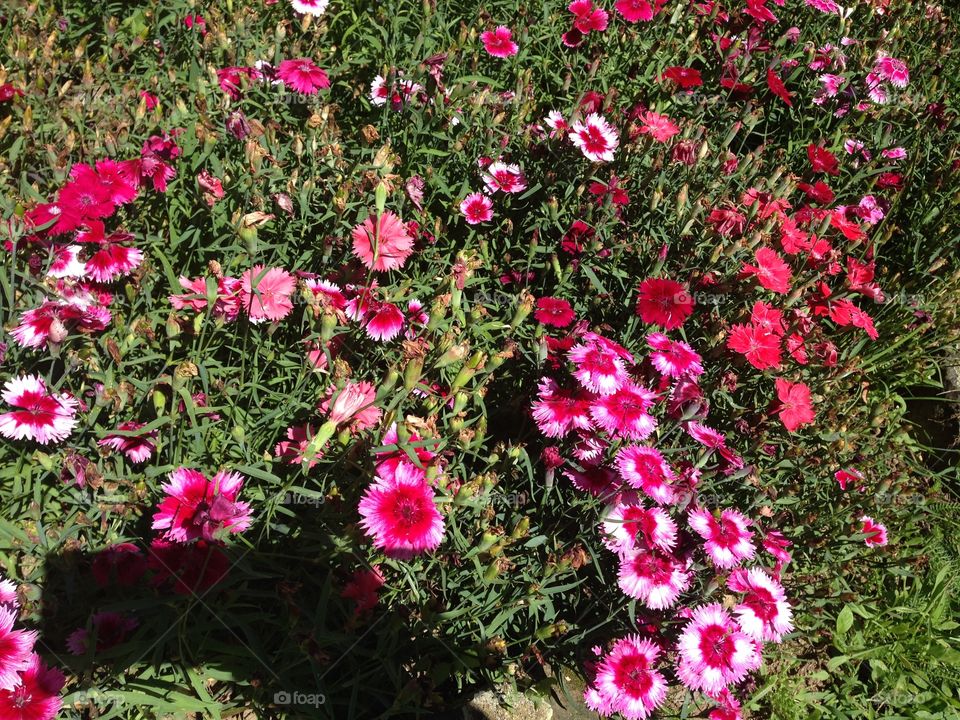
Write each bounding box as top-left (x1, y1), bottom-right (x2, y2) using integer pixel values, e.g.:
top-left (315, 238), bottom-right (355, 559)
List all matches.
top-left (463, 687), bottom-right (554, 720)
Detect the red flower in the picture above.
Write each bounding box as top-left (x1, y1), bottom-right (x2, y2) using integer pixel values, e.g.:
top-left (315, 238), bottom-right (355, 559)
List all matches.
top-left (727, 324), bottom-right (782, 370)
top-left (797, 180), bottom-right (834, 205)
top-left (535, 297), bottom-right (576, 327)
top-left (662, 66), bottom-right (702, 89)
top-left (766, 68), bottom-right (792, 107)
top-left (635, 278), bottom-right (695, 330)
top-left (807, 143), bottom-right (840, 176)
top-left (741, 247), bottom-right (792, 294)
top-left (774, 378), bottom-right (815, 432)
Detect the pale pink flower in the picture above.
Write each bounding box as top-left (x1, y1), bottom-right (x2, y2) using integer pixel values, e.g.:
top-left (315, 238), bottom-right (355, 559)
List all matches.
top-left (240, 266), bottom-right (296, 323)
top-left (351, 211), bottom-right (415, 271)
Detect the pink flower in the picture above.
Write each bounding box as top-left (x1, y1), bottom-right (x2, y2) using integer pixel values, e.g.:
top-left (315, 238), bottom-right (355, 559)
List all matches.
top-left (0, 653), bottom-right (64, 720)
top-left (637, 110), bottom-right (680, 143)
top-left (240, 266), bottom-right (295, 323)
top-left (584, 636), bottom-right (668, 719)
top-left (321, 381), bottom-right (381, 431)
top-left (152, 468), bottom-right (252, 543)
top-left (531, 378), bottom-right (593, 438)
top-left (589, 383), bottom-right (658, 440)
top-left (0, 375), bottom-right (78, 445)
top-left (84, 244), bottom-right (144, 282)
top-left (568, 332), bottom-right (634, 395)
top-left (276, 58), bottom-right (330, 94)
top-left (614, 0), bottom-right (666, 22)
top-left (569, 113), bottom-right (619, 162)
top-left (763, 529), bottom-right (793, 573)
top-left (482, 162), bottom-right (527, 193)
top-left (460, 192), bottom-right (494, 224)
top-left (688, 508), bottom-right (755, 569)
top-left (480, 26), bottom-right (518, 58)
top-left (275, 424), bottom-right (322, 468)
top-left (602, 501), bottom-right (677, 554)
top-left (774, 378), bottom-right (815, 432)
top-left (646, 333), bottom-right (703, 378)
top-left (635, 278), bottom-right (694, 330)
top-left (351, 211), bottom-right (415, 272)
top-left (341, 566), bottom-right (385, 615)
top-left (534, 297), bottom-right (575, 327)
top-left (569, 0), bottom-right (609, 33)
top-left (860, 516), bottom-right (888, 547)
top-left (291, 0), bottom-right (329, 16)
top-left (741, 247), bottom-right (792, 294)
top-left (618, 549), bottom-right (691, 609)
top-left (676, 604), bottom-right (761, 694)
top-left (358, 461), bottom-right (445, 558)
top-left (805, 0), bottom-right (840, 12)
top-left (834, 468), bottom-right (863, 491)
top-left (0, 606), bottom-right (36, 691)
top-left (98, 421), bottom-right (157, 463)
top-left (728, 567), bottom-right (793, 642)
top-left (616, 446), bottom-right (678, 504)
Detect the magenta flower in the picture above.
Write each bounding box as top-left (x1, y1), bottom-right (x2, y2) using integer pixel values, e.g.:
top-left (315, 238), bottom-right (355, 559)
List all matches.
top-left (617, 549), bottom-right (691, 609)
top-left (480, 26), bottom-right (519, 57)
top-left (459, 192), bottom-right (494, 225)
top-left (615, 445), bottom-right (678, 504)
top-left (584, 635), bottom-right (668, 719)
top-left (569, 113), bottom-right (619, 162)
top-left (676, 603), bottom-right (761, 694)
top-left (727, 567), bottom-right (793, 642)
top-left (98, 421), bottom-right (157, 463)
top-left (276, 58), bottom-right (330, 94)
top-left (0, 606), bottom-right (36, 691)
top-left (0, 653), bottom-right (64, 720)
top-left (358, 461), bottom-right (445, 558)
top-left (688, 508), bottom-right (755, 569)
top-left (860, 515), bottom-right (888, 547)
top-left (152, 468), bottom-right (252, 543)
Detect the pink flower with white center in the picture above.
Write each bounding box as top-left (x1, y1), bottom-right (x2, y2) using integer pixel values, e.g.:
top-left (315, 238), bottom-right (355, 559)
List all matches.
top-left (589, 383), bottom-right (658, 440)
top-left (321, 381), bottom-right (381, 432)
top-left (98, 421), bottom-right (157, 463)
top-left (482, 162), bottom-right (527, 193)
top-left (545, 110), bottom-right (568, 135)
top-left (638, 110), bottom-right (680, 143)
top-left (568, 332), bottom-right (634, 395)
top-left (240, 266), bottom-right (296, 323)
top-left (0, 605), bottom-right (36, 691)
top-left (860, 515), bottom-right (888, 547)
top-left (152, 468), bottom-right (252, 543)
top-left (0, 577), bottom-right (17, 610)
top-left (676, 603), bottom-right (761, 694)
top-left (615, 445), bottom-right (678, 505)
top-left (531, 377), bottom-right (593, 438)
top-left (480, 26), bottom-right (519, 58)
top-left (881, 147), bottom-right (906, 161)
top-left (569, 113), bottom-right (619, 162)
top-left (728, 567), bottom-right (793, 642)
top-left (0, 375), bottom-right (78, 445)
top-left (688, 508), bottom-right (755, 569)
top-left (818, 73), bottom-right (846, 97)
top-left (602, 500), bottom-right (678, 554)
top-left (584, 635), bottom-right (668, 720)
top-left (459, 192), bottom-right (494, 224)
top-left (291, 0), bottom-right (329, 16)
top-left (358, 461), bottom-right (445, 558)
top-left (618, 548), bottom-right (691, 609)
top-left (646, 333), bottom-right (704, 378)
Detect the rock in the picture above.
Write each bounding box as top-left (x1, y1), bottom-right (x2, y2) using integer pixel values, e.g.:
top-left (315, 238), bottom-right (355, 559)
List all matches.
top-left (463, 688), bottom-right (553, 720)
